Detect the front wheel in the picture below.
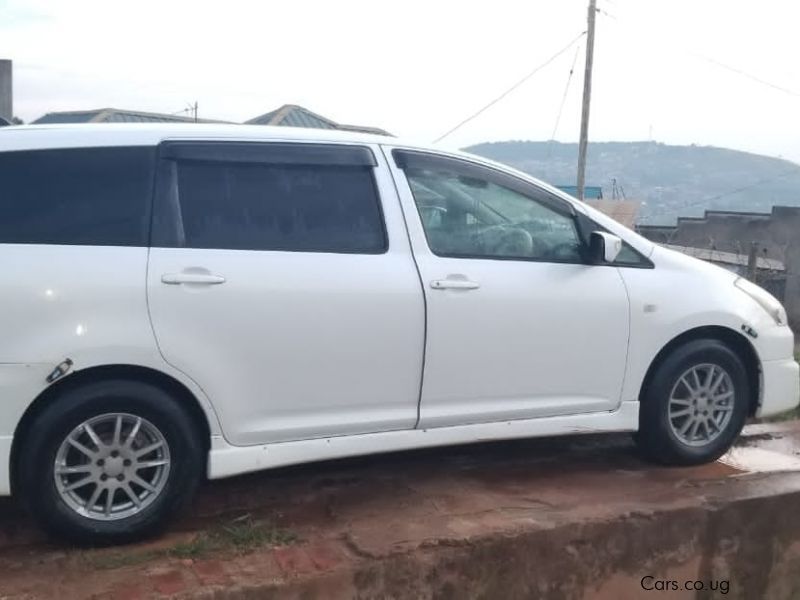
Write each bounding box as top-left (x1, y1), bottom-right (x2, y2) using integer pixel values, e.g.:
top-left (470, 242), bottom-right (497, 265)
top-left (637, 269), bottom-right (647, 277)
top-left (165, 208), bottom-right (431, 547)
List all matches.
top-left (637, 339), bottom-right (750, 465)
top-left (18, 379), bottom-right (204, 544)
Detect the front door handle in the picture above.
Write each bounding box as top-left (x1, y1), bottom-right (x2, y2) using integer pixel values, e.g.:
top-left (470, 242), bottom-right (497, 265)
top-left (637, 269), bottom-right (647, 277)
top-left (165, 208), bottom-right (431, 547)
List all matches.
top-left (161, 273), bottom-right (226, 285)
top-left (430, 279), bottom-right (480, 290)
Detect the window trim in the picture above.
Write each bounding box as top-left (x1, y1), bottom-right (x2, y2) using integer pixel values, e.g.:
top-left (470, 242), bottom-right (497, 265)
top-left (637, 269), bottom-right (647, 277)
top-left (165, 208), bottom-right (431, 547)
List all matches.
top-left (161, 141), bottom-right (377, 167)
top-left (151, 141), bottom-right (389, 254)
top-left (394, 149), bottom-right (576, 218)
top-left (393, 149), bottom-right (589, 265)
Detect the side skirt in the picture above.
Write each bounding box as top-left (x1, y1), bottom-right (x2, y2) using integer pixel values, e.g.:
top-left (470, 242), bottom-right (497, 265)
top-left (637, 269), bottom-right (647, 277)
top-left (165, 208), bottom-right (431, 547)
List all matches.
top-left (207, 401), bottom-right (639, 480)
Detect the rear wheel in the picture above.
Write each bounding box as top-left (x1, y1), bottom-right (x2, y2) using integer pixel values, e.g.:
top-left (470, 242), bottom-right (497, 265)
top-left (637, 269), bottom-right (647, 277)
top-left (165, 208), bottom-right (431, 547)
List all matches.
top-left (637, 339), bottom-right (750, 465)
top-left (18, 379), bottom-right (203, 544)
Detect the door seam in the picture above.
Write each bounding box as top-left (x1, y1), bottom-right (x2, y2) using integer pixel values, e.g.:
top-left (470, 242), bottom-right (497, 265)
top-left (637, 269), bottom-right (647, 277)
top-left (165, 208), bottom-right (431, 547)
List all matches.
top-left (379, 144), bottom-right (428, 429)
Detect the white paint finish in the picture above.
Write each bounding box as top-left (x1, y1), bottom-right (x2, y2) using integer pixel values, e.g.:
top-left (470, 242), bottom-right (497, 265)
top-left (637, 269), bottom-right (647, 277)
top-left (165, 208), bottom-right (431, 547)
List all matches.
top-left (0, 437), bottom-right (11, 495)
top-left (384, 146), bottom-right (630, 427)
top-left (618, 244), bottom-right (798, 409)
top-left (593, 231), bottom-right (623, 262)
top-left (0, 245), bottom-right (225, 438)
top-left (0, 245), bottom-right (152, 364)
top-left (0, 363), bottom-right (53, 437)
top-left (758, 358), bottom-right (800, 417)
top-left (0, 126), bottom-right (797, 497)
top-left (0, 123), bottom-right (393, 152)
top-left (207, 401), bottom-right (640, 480)
top-left (148, 249), bottom-right (424, 445)
top-left (147, 144), bottom-right (425, 445)
top-left (415, 259), bottom-right (629, 427)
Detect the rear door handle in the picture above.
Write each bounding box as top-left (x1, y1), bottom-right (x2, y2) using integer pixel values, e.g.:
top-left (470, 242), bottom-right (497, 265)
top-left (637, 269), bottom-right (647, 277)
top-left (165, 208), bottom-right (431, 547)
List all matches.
top-left (161, 273), bottom-right (226, 285)
top-left (430, 279), bottom-right (480, 290)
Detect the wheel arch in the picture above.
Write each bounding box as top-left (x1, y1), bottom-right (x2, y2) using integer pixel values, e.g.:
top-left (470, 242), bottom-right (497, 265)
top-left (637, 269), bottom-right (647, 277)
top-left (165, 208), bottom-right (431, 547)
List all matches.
top-left (639, 325), bottom-right (761, 417)
top-left (10, 364), bottom-right (212, 495)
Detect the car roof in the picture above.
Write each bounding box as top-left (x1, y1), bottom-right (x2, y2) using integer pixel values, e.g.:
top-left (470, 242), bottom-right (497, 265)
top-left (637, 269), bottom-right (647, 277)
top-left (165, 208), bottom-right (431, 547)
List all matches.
top-left (0, 123), bottom-right (404, 152)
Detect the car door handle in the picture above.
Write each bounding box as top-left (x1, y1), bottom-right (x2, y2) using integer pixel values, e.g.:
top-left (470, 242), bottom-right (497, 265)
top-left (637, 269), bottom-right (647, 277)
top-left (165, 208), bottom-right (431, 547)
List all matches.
top-left (161, 273), bottom-right (226, 285)
top-left (430, 279), bottom-right (480, 290)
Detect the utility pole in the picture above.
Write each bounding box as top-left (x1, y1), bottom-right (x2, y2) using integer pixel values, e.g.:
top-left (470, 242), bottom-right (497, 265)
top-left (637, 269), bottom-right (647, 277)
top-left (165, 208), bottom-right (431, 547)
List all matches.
top-left (576, 0), bottom-right (597, 201)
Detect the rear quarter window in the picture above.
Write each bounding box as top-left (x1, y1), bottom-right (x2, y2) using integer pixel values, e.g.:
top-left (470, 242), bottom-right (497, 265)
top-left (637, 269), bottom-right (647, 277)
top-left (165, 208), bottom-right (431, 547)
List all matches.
top-left (0, 147), bottom-right (155, 246)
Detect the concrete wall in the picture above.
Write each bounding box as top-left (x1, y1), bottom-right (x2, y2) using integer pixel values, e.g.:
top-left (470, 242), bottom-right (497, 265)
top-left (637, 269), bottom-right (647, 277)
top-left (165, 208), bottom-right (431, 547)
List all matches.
top-left (639, 206), bottom-right (800, 327)
top-left (0, 60), bottom-right (11, 122)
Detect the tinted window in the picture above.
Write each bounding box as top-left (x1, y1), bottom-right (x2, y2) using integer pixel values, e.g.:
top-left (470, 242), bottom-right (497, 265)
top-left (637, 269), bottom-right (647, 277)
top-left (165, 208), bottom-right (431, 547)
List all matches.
top-left (404, 162), bottom-right (583, 263)
top-left (0, 147), bottom-right (154, 246)
top-left (171, 159), bottom-right (386, 253)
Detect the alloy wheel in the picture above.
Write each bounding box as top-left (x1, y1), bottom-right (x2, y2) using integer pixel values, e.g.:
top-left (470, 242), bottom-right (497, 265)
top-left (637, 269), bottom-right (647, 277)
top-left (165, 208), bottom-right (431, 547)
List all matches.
top-left (53, 413), bottom-right (171, 521)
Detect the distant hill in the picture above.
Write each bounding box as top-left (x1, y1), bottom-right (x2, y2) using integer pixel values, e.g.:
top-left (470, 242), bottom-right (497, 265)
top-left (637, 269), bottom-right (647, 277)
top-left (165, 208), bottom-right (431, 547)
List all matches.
top-left (463, 141), bottom-right (800, 225)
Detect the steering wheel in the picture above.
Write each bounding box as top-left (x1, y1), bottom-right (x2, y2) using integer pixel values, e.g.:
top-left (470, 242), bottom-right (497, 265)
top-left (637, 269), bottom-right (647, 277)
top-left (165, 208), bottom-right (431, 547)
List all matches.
top-left (480, 225), bottom-right (541, 257)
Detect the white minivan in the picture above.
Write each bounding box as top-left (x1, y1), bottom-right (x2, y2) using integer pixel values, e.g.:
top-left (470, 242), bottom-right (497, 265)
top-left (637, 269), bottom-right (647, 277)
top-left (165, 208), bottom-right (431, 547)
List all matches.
top-left (0, 124), bottom-right (797, 543)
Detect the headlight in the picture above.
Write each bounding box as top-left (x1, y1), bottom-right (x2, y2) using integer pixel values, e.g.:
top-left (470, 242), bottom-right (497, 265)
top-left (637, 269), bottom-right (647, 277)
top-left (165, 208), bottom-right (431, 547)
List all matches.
top-left (735, 277), bottom-right (787, 325)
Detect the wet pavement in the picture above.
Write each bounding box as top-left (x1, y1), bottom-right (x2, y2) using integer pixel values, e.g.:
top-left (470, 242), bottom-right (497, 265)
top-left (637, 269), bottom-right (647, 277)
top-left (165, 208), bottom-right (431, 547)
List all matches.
top-left (1, 421), bottom-right (800, 598)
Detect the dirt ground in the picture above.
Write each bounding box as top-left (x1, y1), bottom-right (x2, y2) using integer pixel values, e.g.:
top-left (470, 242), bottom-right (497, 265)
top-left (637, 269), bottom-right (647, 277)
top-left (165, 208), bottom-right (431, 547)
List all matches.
top-left (1, 421), bottom-right (800, 599)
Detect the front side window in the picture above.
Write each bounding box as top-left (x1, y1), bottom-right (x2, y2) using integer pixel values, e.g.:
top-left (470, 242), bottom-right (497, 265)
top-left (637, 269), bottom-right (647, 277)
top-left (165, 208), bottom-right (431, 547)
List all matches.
top-left (402, 156), bottom-right (583, 263)
top-left (0, 147), bottom-right (154, 246)
top-left (165, 151), bottom-right (386, 253)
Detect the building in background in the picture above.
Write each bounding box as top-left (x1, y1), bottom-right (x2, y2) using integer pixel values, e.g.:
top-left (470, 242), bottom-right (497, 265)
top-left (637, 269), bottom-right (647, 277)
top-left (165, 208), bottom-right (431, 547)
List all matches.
top-left (246, 104), bottom-right (390, 135)
top-left (31, 103), bottom-right (390, 135)
top-left (32, 107), bottom-right (225, 124)
top-left (556, 185), bottom-right (603, 199)
top-left (556, 185), bottom-right (641, 229)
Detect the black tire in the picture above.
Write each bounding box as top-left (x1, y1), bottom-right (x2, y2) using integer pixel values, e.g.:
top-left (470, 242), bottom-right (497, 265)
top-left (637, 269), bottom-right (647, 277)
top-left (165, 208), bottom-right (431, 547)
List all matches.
top-left (17, 379), bottom-right (203, 545)
top-left (637, 339), bottom-right (750, 466)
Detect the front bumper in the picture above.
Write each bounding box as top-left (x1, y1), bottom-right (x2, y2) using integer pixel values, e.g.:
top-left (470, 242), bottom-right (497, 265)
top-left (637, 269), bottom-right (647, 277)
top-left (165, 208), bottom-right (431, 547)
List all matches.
top-left (757, 357), bottom-right (800, 418)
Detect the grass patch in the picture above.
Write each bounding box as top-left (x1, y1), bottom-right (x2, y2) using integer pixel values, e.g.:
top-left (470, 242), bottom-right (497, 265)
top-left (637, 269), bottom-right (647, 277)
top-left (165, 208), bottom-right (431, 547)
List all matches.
top-left (84, 515), bottom-right (298, 570)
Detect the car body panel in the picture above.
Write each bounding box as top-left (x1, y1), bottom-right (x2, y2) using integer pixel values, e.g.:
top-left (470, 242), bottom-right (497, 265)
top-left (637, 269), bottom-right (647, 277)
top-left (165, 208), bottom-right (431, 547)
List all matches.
top-left (0, 124), bottom-right (796, 497)
top-left (145, 141), bottom-right (426, 445)
top-left (383, 146), bottom-right (631, 427)
top-left (206, 401), bottom-right (640, 480)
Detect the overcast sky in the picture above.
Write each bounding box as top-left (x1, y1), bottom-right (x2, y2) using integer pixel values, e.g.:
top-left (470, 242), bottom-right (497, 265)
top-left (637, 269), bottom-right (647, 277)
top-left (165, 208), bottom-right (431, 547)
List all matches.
top-left (3, 0), bottom-right (799, 161)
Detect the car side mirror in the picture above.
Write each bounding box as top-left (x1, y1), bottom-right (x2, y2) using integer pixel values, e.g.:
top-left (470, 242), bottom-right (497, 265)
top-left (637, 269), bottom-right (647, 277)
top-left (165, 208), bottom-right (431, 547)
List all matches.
top-left (589, 231), bottom-right (623, 264)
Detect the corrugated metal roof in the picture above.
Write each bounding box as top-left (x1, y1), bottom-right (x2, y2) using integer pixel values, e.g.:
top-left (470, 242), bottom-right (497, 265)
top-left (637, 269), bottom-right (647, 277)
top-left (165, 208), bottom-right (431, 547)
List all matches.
top-left (245, 104), bottom-right (390, 135)
top-left (245, 108), bottom-right (280, 125)
top-left (33, 110), bottom-right (104, 124)
top-left (32, 108), bottom-right (225, 125)
top-left (32, 104), bottom-right (391, 134)
top-left (246, 104), bottom-right (338, 129)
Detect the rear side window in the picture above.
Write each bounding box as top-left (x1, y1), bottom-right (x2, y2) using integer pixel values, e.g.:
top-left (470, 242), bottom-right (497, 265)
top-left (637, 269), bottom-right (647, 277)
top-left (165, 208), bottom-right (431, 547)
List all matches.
top-left (0, 147), bottom-right (154, 246)
top-left (159, 144), bottom-right (386, 253)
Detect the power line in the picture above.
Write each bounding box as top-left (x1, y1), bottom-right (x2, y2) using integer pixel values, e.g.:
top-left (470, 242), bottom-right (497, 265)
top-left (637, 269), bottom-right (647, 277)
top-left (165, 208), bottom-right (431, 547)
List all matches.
top-left (597, 9), bottom-right (800, 100)
top-left (692, 55), bottom-right (800, 98)
top-left (547, 42), bottom-right (582, 158)
top-left (645, 166), bottom-right (800, 221)
top-left (690, 167), bottom-right (800, 207)
top-left (433, 31), bottom-right (587, 143)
